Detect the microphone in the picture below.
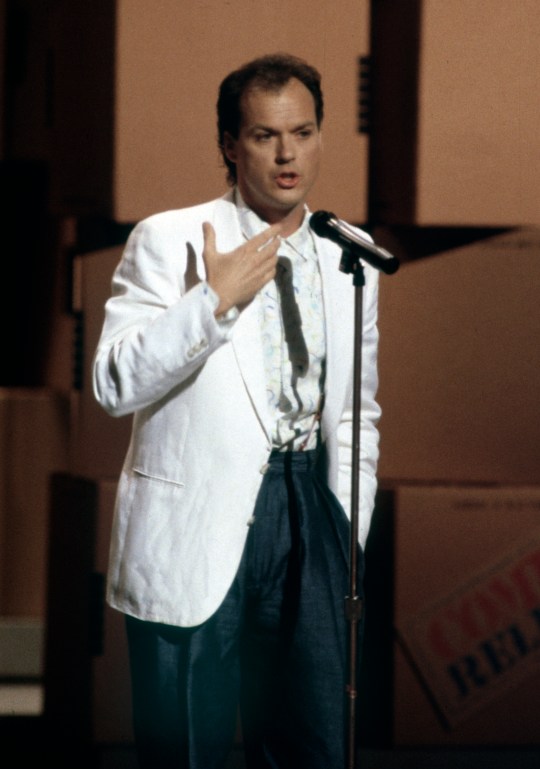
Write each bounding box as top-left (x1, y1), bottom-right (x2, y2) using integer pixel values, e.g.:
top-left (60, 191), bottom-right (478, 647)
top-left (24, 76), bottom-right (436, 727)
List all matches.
top-left (310, 211), bottom-right (400, 275)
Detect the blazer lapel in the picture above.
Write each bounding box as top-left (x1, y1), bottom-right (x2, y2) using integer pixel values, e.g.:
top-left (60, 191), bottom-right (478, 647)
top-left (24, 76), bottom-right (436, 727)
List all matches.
top-left (211, 196), bottom-right (272, 442)
top-left (231, 301), bottom-right (272, 441)
top-left (317, 237), bottom-right (355, 435)
top-left (209, 197), bottom-right (355, 444)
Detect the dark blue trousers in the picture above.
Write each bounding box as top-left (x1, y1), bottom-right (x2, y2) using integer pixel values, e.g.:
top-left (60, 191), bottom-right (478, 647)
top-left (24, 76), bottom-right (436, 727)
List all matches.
top-left (125, 450), bottom-right (365, 769)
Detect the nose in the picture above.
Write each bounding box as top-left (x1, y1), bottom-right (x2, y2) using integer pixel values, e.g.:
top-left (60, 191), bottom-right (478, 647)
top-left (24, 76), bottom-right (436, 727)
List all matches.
top-left (276, 135), bottom-right (295, 164)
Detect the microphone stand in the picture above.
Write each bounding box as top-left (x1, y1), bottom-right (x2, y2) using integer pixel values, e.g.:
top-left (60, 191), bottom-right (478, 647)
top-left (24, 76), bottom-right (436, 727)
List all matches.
top-left (310, 208), bottom-right (398, 767)
top-left (339, 247), bottom-right (366, 769)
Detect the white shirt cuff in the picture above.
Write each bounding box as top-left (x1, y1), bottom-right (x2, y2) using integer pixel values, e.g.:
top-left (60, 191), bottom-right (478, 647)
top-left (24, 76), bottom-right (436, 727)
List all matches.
top-left (200, 281), bottom-right (239, 328)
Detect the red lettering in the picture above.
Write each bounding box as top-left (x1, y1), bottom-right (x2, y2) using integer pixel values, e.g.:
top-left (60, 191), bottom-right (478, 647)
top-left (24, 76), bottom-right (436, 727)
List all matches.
top-left (487, 575), bottom-right (521, 616)
top-left (444, 597), bottom-right (483, 640)
top-left (427, 617), bottom-right (459, 661)
top-left (510, 550), bottom-right (540, 610)
top-left (474, 591), bottom-right (505, 630)
top-left (426, 548), bottom-right (540, 662)
top-left (428, 597), bottom-right (485, 660)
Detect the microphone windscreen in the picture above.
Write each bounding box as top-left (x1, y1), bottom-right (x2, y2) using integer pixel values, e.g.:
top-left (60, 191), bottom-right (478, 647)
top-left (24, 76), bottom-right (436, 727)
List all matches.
top-left (309, 210), bottom-right (334, 237)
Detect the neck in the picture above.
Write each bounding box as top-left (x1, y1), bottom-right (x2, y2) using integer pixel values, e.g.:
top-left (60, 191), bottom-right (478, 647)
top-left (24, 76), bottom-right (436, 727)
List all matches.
top-left (252, 202), bottom-right (306, 238)
top-left (234, 187), bottom-right (307, 237)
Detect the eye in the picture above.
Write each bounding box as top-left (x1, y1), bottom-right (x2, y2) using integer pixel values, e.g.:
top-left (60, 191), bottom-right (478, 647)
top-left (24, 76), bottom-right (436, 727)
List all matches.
top-left (297, 128), bottom-right (314, 139)
top-left (254, 132), bottom-right (272, 142)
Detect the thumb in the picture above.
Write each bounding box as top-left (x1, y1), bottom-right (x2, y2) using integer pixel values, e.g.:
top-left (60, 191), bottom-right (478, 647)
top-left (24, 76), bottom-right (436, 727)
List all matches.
top-left (202, 221), bottom-right (216, 259)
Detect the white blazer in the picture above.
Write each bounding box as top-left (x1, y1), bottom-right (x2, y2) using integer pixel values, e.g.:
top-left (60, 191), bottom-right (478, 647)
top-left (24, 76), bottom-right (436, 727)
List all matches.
top-left (93, 192), bottom-right (380, 627)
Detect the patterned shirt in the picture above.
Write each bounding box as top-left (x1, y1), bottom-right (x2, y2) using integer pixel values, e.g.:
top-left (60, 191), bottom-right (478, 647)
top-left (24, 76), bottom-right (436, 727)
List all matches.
top-left (235, 190), bottom-right (326, 451)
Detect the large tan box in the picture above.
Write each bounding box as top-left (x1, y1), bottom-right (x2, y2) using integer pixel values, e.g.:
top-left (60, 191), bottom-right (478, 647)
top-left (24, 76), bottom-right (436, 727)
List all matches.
top-left (377, 228), bottom-right (540, 486)
top-left (370, 0), bottom-right (540, 226)
top-left (113, 0), bottom-right (370, 224)
top-left (385, 484), bottom-right (540, 746)
top-left (10, 0), bottom-right (369, 223)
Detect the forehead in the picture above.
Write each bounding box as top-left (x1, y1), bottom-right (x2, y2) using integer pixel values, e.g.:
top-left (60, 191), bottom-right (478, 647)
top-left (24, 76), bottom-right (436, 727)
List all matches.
top-left (239, 77), bottom-right (317, 129)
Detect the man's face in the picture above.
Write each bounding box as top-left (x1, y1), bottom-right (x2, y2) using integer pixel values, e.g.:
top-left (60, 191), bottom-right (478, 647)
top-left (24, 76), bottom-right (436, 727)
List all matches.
top-left (223, 77), bottom-right (322, 233)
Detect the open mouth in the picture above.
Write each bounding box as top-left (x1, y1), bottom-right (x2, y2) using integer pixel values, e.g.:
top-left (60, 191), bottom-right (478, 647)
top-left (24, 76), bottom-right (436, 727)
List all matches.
top-left (276, 172), bottom-right (299, 189)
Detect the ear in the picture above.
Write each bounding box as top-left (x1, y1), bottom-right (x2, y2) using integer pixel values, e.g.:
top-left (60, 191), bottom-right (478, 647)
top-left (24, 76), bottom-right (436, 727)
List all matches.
top-left (222, 132), bottom-right (237, 163)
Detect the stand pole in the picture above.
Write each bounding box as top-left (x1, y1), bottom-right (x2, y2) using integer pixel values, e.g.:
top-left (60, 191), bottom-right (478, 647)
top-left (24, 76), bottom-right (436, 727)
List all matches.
top-left (340, 249), bottom-right (366, 769)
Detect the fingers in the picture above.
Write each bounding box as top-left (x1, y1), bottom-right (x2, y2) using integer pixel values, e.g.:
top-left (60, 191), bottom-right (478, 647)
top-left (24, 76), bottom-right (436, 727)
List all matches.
top-left (248, 223), bottom-right (282, 251)
top-left (204, 220), bottom-right (281, 258)
top-left (201, 220), bottom-right (282, 315)
top-left (202, 221), bottom-right (216, 255)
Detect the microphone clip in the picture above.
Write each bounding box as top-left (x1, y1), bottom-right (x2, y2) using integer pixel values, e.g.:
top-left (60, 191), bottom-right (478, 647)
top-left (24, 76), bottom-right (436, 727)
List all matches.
top-left (339, 248), bottom-right (367, 287)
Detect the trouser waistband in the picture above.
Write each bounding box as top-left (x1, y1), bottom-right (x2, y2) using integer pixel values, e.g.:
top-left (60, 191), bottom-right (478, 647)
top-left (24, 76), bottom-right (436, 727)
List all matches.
top-left (267, 448), bottom-right (318, 470)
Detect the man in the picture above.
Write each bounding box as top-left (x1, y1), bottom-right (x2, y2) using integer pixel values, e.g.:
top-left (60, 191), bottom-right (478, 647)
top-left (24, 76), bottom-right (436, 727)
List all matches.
top-left (93, 53), bottom-right (380, 769)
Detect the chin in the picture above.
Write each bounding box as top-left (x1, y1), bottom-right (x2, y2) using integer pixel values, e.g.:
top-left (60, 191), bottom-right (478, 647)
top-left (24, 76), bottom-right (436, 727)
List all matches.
top-left (274, 188), bottom-right (306, 206)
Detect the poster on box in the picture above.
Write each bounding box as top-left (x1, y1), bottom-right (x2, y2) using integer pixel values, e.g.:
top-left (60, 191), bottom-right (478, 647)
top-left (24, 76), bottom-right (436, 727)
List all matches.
top-left (398, 524), bottom-right (540, 727)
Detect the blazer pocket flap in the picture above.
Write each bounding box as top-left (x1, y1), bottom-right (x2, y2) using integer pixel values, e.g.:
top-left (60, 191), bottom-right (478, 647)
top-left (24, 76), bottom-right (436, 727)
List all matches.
top-left (131, 467), bottom-right (185, 487)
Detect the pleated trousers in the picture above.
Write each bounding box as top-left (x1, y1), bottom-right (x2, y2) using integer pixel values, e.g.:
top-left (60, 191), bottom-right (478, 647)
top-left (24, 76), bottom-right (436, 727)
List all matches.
top-left (125, 449), bottom-right (365, 769)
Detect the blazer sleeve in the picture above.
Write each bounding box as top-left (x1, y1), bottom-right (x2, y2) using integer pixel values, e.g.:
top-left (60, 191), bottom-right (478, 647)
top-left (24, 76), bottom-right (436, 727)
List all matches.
top-left (93, 213), bottom-right (233, 417)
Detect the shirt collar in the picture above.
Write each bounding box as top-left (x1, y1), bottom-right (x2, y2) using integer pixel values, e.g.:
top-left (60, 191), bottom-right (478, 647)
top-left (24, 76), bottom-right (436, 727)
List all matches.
top-left (234, 188), bottom-right (315, 262)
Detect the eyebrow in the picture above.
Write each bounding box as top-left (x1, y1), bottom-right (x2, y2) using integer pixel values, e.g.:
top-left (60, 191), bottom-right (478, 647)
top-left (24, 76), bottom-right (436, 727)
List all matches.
top-left (248, 121), bottom-right (318, 133)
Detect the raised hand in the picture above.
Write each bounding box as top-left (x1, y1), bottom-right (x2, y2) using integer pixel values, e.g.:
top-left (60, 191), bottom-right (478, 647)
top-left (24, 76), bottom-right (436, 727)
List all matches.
top-left (202, 222), bottom-right (281, 315)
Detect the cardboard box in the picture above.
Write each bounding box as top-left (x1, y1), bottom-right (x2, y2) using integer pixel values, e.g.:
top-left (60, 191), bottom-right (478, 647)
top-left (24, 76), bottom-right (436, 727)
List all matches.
top-left (390, 484), bottom-right (540, 746)
top-left (377, 229), bottom-right (540, 486)
top-left (10, 0), bottom-right (368, 223)
top-left (370, 0), bottom-right (540, 225)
